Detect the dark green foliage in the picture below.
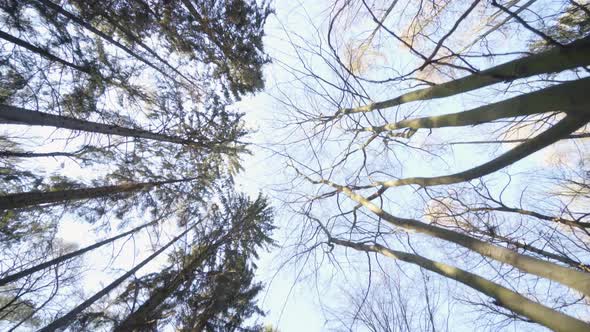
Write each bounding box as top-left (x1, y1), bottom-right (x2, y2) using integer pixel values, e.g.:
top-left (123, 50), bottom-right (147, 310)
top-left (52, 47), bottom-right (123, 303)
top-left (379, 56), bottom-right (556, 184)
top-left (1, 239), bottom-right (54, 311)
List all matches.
top-left (105, 193), bottom-right (274, 331)
top-left (0, 0), bottom-right (273, 330)
top-left (68, 0), bottom-right (272, 99)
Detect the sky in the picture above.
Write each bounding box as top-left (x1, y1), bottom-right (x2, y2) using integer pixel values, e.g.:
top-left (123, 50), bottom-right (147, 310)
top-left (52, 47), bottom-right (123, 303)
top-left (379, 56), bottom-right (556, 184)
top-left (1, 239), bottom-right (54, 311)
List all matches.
top-left (231, 3), bottom-right (330, 329)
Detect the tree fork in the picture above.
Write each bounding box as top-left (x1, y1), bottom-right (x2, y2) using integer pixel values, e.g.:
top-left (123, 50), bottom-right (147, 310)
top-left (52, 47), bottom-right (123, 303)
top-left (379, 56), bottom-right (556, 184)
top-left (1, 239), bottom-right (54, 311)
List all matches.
top-left (375, 114), bottom-right (590, 189)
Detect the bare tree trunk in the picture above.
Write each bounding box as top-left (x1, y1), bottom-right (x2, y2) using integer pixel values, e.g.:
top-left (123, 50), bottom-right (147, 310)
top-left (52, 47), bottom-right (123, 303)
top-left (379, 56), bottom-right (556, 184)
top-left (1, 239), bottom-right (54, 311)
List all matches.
top-left (470, 206), bottom-right (590, 231)
top-left (338, 35), bottom-right (590, 116)
top-left (473, 228), bottom-right (590, 272)
top-left (0, 220), bottom-right (157, 286)
top-left (0, 150), bottom-right (82, 159)
top-left (37, 226), bottom-right (194, 332)
top-left (430, 214), bottom-right (590, 270)
top-left (449, 132), bottom-right (590, 145)
top-left (0, 104), bottom-right (196, 145)
top-left (316, 178), bottom-right (590, 296)
top-left (358, 77), bottom-right (590, 133)
top-left (0, 177), bottom-right (195, 210)
top-left (331, 238), bottom-right (590, 332)
top-left (375, 115), bottom-right (589, 188)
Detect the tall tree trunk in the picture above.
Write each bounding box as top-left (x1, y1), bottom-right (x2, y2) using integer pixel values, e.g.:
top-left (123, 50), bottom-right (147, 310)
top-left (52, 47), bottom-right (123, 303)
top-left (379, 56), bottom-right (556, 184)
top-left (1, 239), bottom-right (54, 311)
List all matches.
top-left (0, 30), bottom-right (91, 74)
top-left (331, 238), bottom-right (590, 332)
top-left (0, 220), bottom-right (157, 286)
top-left (358, 77), bottom-right (590, 133)
top-left (469, 206), bottom-right (590, 232)
top-left (0, 104), bottom-right (197, 145)
top-left (0, 177), bottom-right (195, 210)
top-left (472, 227), bottom-right (590, 272)
top-left (448, 132), bottom-right (590, 145)
top-left (114, 248), bottom-right (210, 331)
top-left (115, 230), bottom-right (232, 331)
top-left (0, 150), bottom-right (82, 159)
top-left (374, 115), bottom-right (589, 188)
top-left (338, 35), bottom-right (590, 116)
top-left (37, 226), bottom-right (194, 332)
top-left (431, 215), bottom-right (590, 271)
top-left (317, 178), bottom-right (590, 296)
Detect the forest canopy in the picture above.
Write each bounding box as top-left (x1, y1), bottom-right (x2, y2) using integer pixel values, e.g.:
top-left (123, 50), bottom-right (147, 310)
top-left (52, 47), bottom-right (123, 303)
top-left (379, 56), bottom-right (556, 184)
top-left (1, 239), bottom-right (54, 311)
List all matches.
top-left (1, 0), bottom-right (274, 331)
top-left (1, 0), bottom-right (590, 331)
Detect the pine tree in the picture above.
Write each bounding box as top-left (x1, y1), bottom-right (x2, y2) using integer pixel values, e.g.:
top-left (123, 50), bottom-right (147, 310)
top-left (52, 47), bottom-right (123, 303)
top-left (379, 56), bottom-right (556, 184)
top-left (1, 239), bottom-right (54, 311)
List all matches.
top-left (112, 194), bottom-right (274, 331)
top-left (0, 1), bottom-right (273, 329)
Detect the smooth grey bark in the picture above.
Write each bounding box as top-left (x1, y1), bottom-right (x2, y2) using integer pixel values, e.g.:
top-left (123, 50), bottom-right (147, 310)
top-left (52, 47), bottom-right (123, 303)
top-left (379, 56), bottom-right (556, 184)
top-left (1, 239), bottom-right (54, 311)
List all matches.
top-left (470, 206), bottom-right (590, 231)
top-left (449, 132), bottom-right (590, 145)
top-left (315, 178), bottom-right (590, 296)
top-left (430, 214), bottom-right (590, 271)
top-left (0, 177), bottom-right (195, 210)
top-left (0, 104), bottom-right (196, 145)
top-left (0, 220), bottom-right (156, 286)
top-left (337, 35), bottom-right (590, 116)
top-left (37, 226), bottom-right (194, 332)
top-left (373, 115), bottom-right (589, 189)
top-left (358, 77), bottom-right (590, 133)
top-left (478, 229), bottom-right (590, 272)
top-left (331, 238), bottom-right (590, 332)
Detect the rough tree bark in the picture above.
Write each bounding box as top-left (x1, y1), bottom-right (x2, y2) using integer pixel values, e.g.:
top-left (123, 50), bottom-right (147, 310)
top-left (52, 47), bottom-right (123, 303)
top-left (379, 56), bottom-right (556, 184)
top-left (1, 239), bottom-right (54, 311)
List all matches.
top-left (0, 177), bottom-right (196, 210)
top-left (0, 104), bottom-right (198, 146)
